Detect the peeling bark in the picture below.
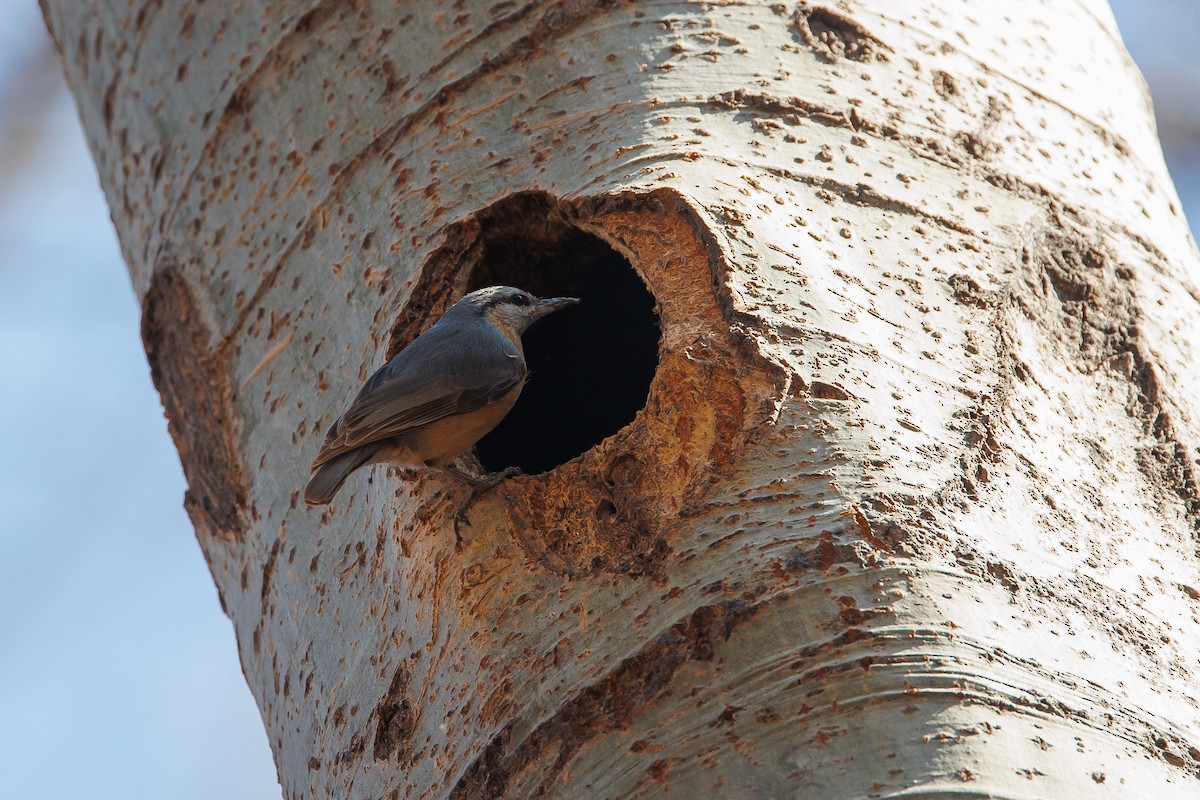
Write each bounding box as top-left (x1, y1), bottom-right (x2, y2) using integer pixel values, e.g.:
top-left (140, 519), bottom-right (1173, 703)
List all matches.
top-left (43, 0), bottom-right (1200, 798)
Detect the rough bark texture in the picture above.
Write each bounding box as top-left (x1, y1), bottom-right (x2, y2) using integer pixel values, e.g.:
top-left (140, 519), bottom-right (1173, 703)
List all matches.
top-left (44, 0), bottom-right (1200, 797)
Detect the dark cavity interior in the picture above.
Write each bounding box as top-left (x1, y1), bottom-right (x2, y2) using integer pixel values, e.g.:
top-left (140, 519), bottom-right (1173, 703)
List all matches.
top-left (466, 197), bottom-right (659, 475)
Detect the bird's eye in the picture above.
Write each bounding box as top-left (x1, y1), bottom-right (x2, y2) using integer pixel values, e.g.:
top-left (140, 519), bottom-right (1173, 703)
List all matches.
top-left (511, 293), bottom-right (532, 306)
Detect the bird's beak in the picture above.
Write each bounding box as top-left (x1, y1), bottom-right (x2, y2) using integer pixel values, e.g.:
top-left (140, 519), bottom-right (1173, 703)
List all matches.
top-left (533, 296), bottom-right (580, 319)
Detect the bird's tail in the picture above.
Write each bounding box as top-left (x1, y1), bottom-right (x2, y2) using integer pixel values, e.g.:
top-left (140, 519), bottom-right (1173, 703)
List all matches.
top-left (304, 445), bottom-right (380, 506)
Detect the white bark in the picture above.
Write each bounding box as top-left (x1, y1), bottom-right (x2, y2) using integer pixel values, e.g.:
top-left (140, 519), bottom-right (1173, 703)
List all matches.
top-left (43, 0), bottom-right (1200, 797)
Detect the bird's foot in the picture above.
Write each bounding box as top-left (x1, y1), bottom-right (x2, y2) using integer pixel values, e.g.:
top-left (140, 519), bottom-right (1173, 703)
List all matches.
top-left (444, 464), bottom-right (521, 489)
top-left (449, 465), bottom-right (522, 537)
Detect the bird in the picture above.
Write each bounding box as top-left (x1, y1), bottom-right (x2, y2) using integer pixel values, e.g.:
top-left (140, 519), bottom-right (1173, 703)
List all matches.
top-left (304, 285), bottom-right (580, 505)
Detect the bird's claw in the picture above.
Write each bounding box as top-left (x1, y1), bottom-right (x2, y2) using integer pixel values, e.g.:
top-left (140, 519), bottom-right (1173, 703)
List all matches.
top-left (453, 507), bottom-right (471, 548)
top-left (491, 466), bottom-right (522, 483)
top-left (444, 464), bottom-right (522, 488)
top-left (448, 465), bottom-right (521, 540)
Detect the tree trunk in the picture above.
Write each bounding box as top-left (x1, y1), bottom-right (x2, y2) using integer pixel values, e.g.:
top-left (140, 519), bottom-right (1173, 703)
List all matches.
top-left (43, 0), bottom-right (1200, 797)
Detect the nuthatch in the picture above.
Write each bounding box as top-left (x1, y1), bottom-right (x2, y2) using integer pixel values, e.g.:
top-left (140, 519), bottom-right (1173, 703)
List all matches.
top-left (304, 286), bottom-right (580, 505)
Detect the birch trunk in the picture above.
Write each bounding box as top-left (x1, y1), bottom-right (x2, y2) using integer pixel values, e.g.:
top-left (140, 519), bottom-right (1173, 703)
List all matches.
top-left (43, 0), bottom-right (1200, 797)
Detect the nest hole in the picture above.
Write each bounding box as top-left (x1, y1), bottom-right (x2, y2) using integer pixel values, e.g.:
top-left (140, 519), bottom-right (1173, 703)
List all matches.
top-left (465, 197), bottom-right (660, 474)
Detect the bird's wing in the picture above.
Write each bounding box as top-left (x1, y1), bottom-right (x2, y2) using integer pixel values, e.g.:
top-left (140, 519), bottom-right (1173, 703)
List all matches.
top-left (311, 321), bottom-right (525, 469)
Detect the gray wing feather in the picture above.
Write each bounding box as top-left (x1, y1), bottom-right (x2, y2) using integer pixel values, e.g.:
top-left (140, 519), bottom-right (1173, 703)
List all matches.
top-left (311, 319), bottom-right (524, 468)
top-left (304, 443), bottom-right (382, 505)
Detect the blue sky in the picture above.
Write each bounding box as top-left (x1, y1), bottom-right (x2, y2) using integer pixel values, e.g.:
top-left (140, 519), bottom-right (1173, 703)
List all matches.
top-left (0, 3), bottom-right (1195, 798)
top-left (0, 5), bottom-right (279, 798)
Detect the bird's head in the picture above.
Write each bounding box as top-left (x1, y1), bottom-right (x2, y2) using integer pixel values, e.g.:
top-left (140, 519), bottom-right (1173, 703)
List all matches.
top-left (458, 285), bottom-right (580, 336)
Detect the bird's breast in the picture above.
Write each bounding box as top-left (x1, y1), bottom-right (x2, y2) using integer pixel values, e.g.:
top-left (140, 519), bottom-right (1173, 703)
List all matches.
top-left (409, 380), bottom-right (525, 467)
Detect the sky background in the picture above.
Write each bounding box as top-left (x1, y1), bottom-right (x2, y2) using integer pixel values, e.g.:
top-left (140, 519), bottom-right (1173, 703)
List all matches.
top-left (1, 3), bottom-right (1197, 798)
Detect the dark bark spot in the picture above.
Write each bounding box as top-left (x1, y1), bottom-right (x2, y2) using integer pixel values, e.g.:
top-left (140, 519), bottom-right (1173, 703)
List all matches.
top-left (809, 381), bottom-right (852, 400)
top-left (984, 561), bottom-right (1022, 597)
top-left (373, 663), bottom-right (418, 761)
top-left (957, 131), bottom-right (994, 160)
top-left (793, 4), bottom-right (889, 63)
top-left (335, 732), bottom-right (366, 765)
top-left (141, 261), bottom-right (250, 540)
top-left (785, 532), bottom-right (865, 572)
top-left (933, 70), bottom-right (958, 98)
top-left (293, 6), bottom-right (321, 34)
top-left (261, 538), bottom-right (281, 616)
top-left (710, 704), bottom-right (744, 727)
top-left (224, 85), bottom-right (251, 117)
top-left (150, 150), bottom-right (165, 183)
top-left (101, 80), bottom-right (116, 133)
top-left (706, 88), bottom-right (828, 127)
top-left (836, 595), bottom-right (867, 625)
top-left (646, 757), bottom-right (680, 788)
top-left (947, 273), bottom-right (997, 308)
top-left (133, 0), bottom-right (162, 35)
